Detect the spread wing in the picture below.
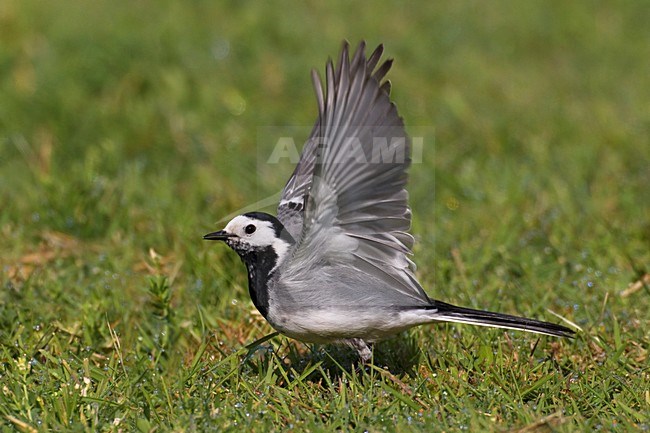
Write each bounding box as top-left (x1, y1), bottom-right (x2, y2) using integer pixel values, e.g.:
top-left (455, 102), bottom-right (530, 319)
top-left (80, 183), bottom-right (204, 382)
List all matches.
top-left (277, 42), bottom-right (392, 241)
top-left (279, 41), bottom-right (430, 305)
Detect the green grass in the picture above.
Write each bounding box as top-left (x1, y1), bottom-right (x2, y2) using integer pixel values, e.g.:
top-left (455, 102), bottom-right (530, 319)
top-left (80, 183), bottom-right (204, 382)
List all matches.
top-left (1, 0), bottom-right (649, 431)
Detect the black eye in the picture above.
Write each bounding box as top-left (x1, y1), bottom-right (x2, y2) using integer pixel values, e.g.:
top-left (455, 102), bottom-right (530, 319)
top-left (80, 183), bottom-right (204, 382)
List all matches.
top-left (244, 224), bottom-right (256, 234)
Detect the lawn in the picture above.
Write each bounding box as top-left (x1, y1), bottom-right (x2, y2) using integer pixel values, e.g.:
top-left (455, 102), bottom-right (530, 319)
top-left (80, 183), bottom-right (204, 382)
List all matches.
top-left (1, 0), bottom-right (648, 431)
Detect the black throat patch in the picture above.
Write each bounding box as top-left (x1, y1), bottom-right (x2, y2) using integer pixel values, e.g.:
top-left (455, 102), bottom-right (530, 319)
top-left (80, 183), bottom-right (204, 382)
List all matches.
top-left (236, 246), bottom-right (278, 319)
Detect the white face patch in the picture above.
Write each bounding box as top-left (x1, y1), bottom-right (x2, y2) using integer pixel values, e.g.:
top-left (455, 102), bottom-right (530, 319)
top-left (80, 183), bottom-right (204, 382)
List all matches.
top-left (222, 215), bottom-right (292, 271)
top-left (224, 215), bottom-right (277, 247)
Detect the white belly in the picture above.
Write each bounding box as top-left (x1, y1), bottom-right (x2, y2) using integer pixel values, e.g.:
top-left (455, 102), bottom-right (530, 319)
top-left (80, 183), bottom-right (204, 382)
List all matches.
top-left (266, 307), bottom-right (430, 343)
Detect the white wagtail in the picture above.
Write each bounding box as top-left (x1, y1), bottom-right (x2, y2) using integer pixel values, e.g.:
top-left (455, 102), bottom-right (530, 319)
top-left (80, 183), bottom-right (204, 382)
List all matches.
top-left (204, 41), bottom-right (575, 362)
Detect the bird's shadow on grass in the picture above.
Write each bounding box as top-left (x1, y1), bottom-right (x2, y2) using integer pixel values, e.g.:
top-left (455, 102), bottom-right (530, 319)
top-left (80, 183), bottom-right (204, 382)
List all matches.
top-left (241, 332), bottom-right (422, 382)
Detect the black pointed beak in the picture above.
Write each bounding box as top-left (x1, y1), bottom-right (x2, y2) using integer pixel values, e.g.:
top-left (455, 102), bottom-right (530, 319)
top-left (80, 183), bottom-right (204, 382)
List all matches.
top-left (203, 230), bottom-right (235, 241)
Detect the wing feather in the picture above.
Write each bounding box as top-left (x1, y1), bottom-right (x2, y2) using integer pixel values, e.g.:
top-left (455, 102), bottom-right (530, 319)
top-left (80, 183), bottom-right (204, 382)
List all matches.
top-left (279, 41), bottom-right (428, 307)
top-left (311, 69), bottom-right (325, 119)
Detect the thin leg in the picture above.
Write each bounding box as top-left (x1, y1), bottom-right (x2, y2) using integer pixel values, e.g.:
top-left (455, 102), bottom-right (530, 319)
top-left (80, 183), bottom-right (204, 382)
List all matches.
top-left (346, 338), bottom-right (373, 363)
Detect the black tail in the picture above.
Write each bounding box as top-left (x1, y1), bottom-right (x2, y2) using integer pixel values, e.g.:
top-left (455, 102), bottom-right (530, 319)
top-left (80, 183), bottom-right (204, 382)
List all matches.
top-left (427, 301), bottom-right (575, 338)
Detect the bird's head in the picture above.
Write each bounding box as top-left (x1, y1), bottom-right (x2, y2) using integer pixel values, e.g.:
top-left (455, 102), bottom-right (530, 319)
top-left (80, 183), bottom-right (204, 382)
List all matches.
top-left (204, 212), bottom-right (294, 268)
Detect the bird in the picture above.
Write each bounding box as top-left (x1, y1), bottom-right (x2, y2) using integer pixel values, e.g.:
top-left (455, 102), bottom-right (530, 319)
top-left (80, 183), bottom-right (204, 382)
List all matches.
top-left (204, 41), bottom-right (575, 362)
